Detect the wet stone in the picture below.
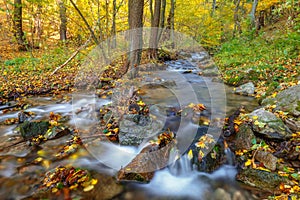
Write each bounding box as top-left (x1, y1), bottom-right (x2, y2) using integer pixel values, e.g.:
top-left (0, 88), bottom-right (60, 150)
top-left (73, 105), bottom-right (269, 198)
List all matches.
top-left (249, 108), bottom-right (292, 140)
top-left (19, 121), bottom-right (50, 139)
top-left (234, 82), bottom-right (255, 96)
top-left (119, 114), bottom-right (164, 146)
top-left (234, 123), bottom-right (256, 151)
top-left (262, 85), bottom-right (300, 117)
top-left (254, 150), bottom-right (277, 171)
top-left (236, 168), bottom-right (288, 193)
top-left (212, 188), bottom-right (231, 200)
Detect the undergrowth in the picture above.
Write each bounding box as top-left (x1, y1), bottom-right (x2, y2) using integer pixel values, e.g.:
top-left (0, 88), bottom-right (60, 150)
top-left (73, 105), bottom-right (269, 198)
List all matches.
top-left (214, 22), bottom-right (300, 99)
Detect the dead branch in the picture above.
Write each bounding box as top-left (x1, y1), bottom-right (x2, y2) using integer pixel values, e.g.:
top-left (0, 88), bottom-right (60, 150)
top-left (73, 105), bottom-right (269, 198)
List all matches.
top-left (51, 36), bottom-right (91, 75)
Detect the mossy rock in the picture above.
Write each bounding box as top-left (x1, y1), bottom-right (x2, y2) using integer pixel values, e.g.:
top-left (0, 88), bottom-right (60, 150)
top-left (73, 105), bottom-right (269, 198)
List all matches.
top-left (19, 121), bottom-right (50, 139)
top-left (249, 108), bottom-right (292, 140)
top-left (236, 168), bottom-right (288, 193)
top-left (262, 85), bottom-right (300, 117)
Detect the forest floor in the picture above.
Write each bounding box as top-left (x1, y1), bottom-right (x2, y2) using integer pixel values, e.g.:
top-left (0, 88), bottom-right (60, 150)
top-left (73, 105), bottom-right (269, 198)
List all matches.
top-left (0, 15), bottom-right (299, 200)
top-left (214, 17), bottom-right (300, 101)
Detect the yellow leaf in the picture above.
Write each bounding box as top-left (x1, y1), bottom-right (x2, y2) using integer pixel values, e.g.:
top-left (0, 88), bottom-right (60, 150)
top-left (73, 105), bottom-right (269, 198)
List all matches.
top-left (35, 157), bottom-right (43, 162)
top-left (42, 160), bottom-right (51, 169)
top-left (113, 128), bottom-right (119, 133)
top-left (37, 150), bottom-right (47, 157)
top-left (137, 101), bottom-right (145, 106)
top-left (187, 149), bottom-right (193, 160)
top-left (233, 119), bottom-right (243, 125)
top-left (270, 105), bottom-right (276, 109)
top-left (195, 141), bottom-right (206, 148)
top-left (235, 150), bottom-right (244, 156)
top-left (52, 188), bottom-right (58, 193)
top-left (256, 167), bottom-right (271, 172)
top-left (245, 159), bottom-right (252, 167)
top-left (83, 185), bottom-right (94, 192)
top-left (271, 92), bottom-right (277, 98)
top-left (91, 179), bottom-right (98, 185)
top-left (254, 120), bottom-right (259, 126)
top-left (49, 120), bottom-right (58, 126)
top-left (198, 150), bottom-right (204, 158)
top-left (203, 120), bottom-right (210, 126)
top-left (105, 131), bottom-right (112, 136)
top-left (188, 103), bottom-right (195, 108)
top-left (252, 116), bottom-right (258, 120)
top-left (69, 183), bottom-right (78, 190)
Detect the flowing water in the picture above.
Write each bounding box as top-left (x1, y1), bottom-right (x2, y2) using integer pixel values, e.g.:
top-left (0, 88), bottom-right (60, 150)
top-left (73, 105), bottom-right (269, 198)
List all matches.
top-left (0, 52), bottom-right (259, 199)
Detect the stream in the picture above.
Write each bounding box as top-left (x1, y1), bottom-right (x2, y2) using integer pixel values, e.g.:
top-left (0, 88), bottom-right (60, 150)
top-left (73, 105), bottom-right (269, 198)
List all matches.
top-left (0, 52), bottom-right (259, 200)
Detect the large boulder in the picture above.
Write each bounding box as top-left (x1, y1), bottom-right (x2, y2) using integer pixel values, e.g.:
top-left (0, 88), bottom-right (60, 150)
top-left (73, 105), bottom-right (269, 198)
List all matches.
top-left (200, 63), bottom-right (219, 77)
top-left (119, 114), bottom-right (164, 146)
top-left (117, 141), bottom-right (176, 182)
top-left (234, 82), bottom-right (255, 96)
top-left (19, 121), bottom-right (50, 140)
top-left (262, 85), bottom-right (300, 117)
top-left (81, 173), bottom-right (124, 200)
top-left (249, 108), bottom-right (292, 140)
top-left (284, 118), bottom-right (300, 132)
top-left (254, 150), bottom-right (277, 171)
top-left (234, 123), bottom-right (257, 151)
top-left (201, 67), bottom-right (219, 76)
top-left (236, 168), bottom-right (289, 193)
top-left (196, 140), bottom-right (227, 173)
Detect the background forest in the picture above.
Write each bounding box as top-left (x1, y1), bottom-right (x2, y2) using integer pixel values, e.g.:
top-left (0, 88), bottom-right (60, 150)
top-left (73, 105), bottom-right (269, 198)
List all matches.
top-left (0, 0), bottom-right (299, 101)
top-left (0, 1), bottom-right (300, 200)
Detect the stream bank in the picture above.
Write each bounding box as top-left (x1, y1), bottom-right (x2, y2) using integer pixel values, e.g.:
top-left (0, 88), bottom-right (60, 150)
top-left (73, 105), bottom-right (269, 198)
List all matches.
top-left (1, 50), bottom-right (298, 199)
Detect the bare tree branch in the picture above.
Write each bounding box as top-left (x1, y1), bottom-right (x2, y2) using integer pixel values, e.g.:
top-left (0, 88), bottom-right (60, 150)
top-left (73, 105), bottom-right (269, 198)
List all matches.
top-left (69, 0), bottom-right (99, 44)
top-left (51, 36), bottom-right (91, 75)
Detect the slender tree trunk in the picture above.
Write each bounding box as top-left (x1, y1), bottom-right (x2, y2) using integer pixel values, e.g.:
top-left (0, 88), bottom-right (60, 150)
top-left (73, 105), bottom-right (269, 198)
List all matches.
top-left (128, 0), bottom-right (144, 78)
top-left (70, 0), bottom-right (99, 44)
top-left (166, 0), bottom-right (175, 48)
top-left (149, 0), bottom-right (154, 25)
top-left (4, 0), bottom-right (13, 32)
top-left (96, 0), bottom-right (104, 43)
top-left (211, 0), bottom-right (216, 16)
top-left (70, 0), bottom-right (108, 62)
top-left (35, 5), bottom-right (42, 44)
top-left (105, 0), bottom-right (110, 54)
top-left (58, 0), bottom-right (67, 41)
top-left (111, 0), bottom-right (117, 48)
top-left (257, 10), bottom-right (265, 30)
top-left (13, 0), bottom-right (27, 50)
top-left (158, 0), bottom-right (166, 41)
top-left (250, 0), bottom-right (258, 30)
top-left (233, 0), bottom-right (241, 37)
top-left (149, 0), bottom-right (161, 59)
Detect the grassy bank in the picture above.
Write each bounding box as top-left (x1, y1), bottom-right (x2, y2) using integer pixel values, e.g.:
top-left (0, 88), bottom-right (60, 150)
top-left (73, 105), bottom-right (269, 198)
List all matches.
top-left (214, 20), bottom-right (300, 99)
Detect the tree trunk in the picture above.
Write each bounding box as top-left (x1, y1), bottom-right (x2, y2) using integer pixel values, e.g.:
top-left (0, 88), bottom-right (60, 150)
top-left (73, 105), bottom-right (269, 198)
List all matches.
top-left (250, 0), bottom-right (258, 30)
top-left (105, 0), bottom-right (110, 54)
top-left (58, 0), bottom-right (67, 41)
top-left (149, 0), bottom-right (154, 25)
top-left (233, 0), bottom-right (242, 37)
top-left (257, 10), bottom-right (265, 30)
top-left (211, 0), bottom-right (216, 16)
top-left (111, 0), bottom-right (117, 48)
top-left (128, 0), bottom-right (144, 78)
top-left (166, 0), bottom-right (175, 48)
top-left (158, 0), bottom-right (166, 41)
top-left (13, 0), bottom-right (27, 50)
top-left (149, 0), bottom-right (161, 59)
